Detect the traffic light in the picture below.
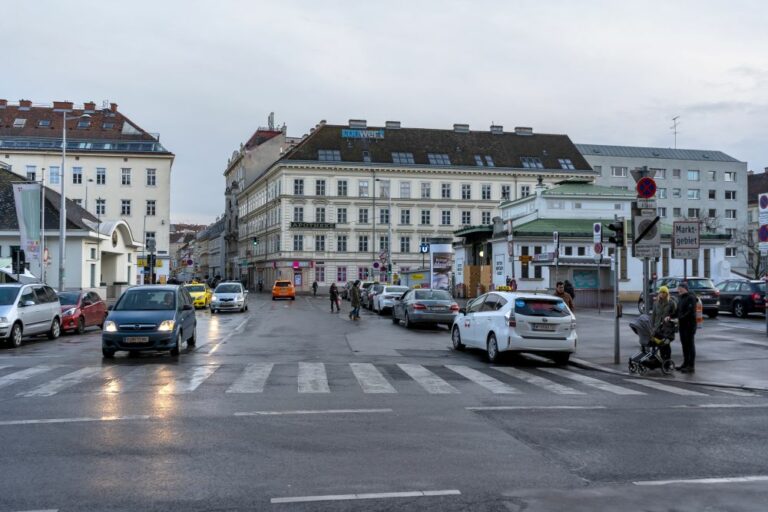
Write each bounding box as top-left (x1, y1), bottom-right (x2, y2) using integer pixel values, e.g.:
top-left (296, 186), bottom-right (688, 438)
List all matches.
top-left (607, 219), bottom-right (627, 247)
top-left (252, 238), bottom-right (258, 246)
top-left (11, 249), bottom-right (25, 274)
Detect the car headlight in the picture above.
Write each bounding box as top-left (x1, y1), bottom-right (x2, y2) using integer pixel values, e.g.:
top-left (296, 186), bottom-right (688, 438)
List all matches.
top-left (158, 320), bottom-right (175, 332)
top-left (63, 308), bottom-right (76, 317)
top-left (104, 320), bottom-right (117, 332)
top-left (236, 295), bottom-right (244, 302)
top-left (0, 316), bottom-right (8, 324)
top-left (211, 295), bottom-right (218, 301)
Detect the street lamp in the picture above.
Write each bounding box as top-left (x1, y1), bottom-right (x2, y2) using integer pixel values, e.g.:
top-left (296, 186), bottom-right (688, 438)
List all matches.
top-left (84, 178), bottom-right (94, 212)
top-left (58, 110), bottom-right (91, 291)
top-left (375, 177), bottom-right (392, 283)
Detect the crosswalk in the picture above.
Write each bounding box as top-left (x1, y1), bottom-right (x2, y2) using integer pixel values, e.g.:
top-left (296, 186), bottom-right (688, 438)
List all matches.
top-left (0, 362), bottom-right (757, 399)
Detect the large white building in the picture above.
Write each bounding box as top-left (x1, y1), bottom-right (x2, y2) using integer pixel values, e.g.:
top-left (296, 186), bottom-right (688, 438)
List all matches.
top-left (0, 99), bottom-right (174, 280)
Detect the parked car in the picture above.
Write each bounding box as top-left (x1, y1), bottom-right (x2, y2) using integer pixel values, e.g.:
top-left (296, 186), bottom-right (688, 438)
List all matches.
top-left (372, 285), bottom-right (410, 314)
top-left (392, 288), bottom-right (459, 328)
top-left (57, 290), bottom-right (108, 334)
top-left (638, 276), bottom-right (719, 318)
top-left (357, 281), bottom-right (376, 308)
top-left (715, 279), bottom-right (766, 318)
top-left (102, 285), bottom-right (196, 358)
top-left (363, 284), bottom-right (385, 310)
top-left (184, 283), bottom-right (213, 309)
top-left (272, 280), bottom-right (296, 301)
top-left (0, 283), bottom-right (62, 347)
top-left (451, 292), bottom-right (576, 364)
top-left (341, 282), bottom-right (352, 300)
top-left (211, 282), bottom-right (249, 312)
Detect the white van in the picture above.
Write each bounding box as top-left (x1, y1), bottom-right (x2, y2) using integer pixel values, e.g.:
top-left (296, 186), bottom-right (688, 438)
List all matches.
top-left (0, 284), bottom-right (62, 347)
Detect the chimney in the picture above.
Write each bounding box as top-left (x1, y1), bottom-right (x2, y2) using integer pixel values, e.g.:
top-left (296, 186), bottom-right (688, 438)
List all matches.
top-left (490, 124), bottom-right (503, 134)
top-left (110, 102), bottom-right (118, 113)
top-left (0, 99), bottom-right (6, 109)
top-left (385, 121), bottom-right (401, 130)
top-left (453, 123), bottom-right (470, 133)
top-left (348, 119), bottom-right (367, 129)
top-left (514, 126), bottom-right (533, 136)
top-left (53, 101), bottom-right (74, 111)
top-left (83, 101), bottom-right (96, 112)
top-left (748, 170), bottom-right (754, 175)
top-left (19, 99), bottom-right (32, 110)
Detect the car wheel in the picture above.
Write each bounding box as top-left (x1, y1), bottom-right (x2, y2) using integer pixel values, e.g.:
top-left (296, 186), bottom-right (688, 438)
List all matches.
top-left (733, 301), bottom-right (746, 318)
top-left (170, 332), bottom-right (182, 357)
top-left (76, 316), bottom-right (85, 335)
top-left (392, 313), bottom-right (399, 325)
top-left (99, 314), bottom-right (107, 329)
top-left (8, 323), bottom-right (22, 348)
top-left (637, 298), bottom-right (645, 314)
top-left (211, 308), bottom-right (217, 314)
top-left (552, 352), bottom-right (570, 366)
top-left (102, 348), bottom-right (115, 359)
top-left (486, 333), bottom-right (500, 363)
top-left (188, 326), bottom-right (197, 347)
top-left (404, 312), bottom-right (412, 329)
top-left (47, 318), bottom-right (61, 340)
top-left (245, 304), bottom-right (248, 311)
top-left (452, 326), bottom-right (465, 351)
top-left (291, 297), bottom-right (296, 301)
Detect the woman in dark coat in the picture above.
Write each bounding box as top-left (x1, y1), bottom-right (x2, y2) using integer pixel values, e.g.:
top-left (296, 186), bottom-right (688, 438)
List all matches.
top-left (329, 283), bottom-right (340, 313)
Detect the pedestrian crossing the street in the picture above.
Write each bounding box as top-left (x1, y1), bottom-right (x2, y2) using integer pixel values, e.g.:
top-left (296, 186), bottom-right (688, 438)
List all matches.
top-left (0, 362), bottom-right (760, 399)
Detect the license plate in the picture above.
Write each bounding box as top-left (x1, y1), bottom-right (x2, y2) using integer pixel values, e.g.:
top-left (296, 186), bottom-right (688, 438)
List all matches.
top-left (699, 295), bottom-right (710, 299)
top-left (124, 336), bottom-right (149, 344)
top-left (431, 306), bottom-right (447, 311)
top-left (532, 323), bottom-right (557, 332)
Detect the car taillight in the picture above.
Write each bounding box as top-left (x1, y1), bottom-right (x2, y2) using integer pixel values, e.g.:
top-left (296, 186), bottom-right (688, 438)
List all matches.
top-left (506, 314), bottom-right (516, 327)
top-left (752, 293), bottom-right (761, 301)
top-left (450, 303), bottom-right (459, 312)
top-left (713, 289), bottom-right (720, 297)
top-left (413, 303), bottom-right (427, 310)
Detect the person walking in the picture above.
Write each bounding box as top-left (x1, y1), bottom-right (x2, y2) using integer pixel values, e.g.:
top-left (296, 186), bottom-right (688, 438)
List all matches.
top-left (651, 285), bottom-right (676, 362)
top-left (349, 280), bottom-right (361, 320)
top-left (675, 282), bottom-right (697, 373)
top-left (554, 281), bottom-right (575, 311)
top-left (329, 283), bottom-right (340, 313)
top-left (312, 280), bottom-right (318, 297)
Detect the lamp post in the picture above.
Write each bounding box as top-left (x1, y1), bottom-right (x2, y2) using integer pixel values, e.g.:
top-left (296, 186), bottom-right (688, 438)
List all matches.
top-left (84, 178), bottom-right (94, 212)
top-left (376, 177), bottom-right (392, 282)
top-left (371, 171), bottom-right (376, 281)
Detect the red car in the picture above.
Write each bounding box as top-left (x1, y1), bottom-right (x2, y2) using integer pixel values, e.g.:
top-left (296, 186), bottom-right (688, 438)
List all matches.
top-left (57, 291), bottom-right (108, 334)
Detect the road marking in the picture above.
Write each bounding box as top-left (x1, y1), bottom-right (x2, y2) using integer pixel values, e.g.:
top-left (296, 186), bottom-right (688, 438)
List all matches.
top-left (270, 489), bottom-right (461, 503)
top-left (0, 366), bottom-right (55, 390)
top-left (445, 365), bottom-right (519, 394)
top-left (672, 403), bottom-right (768, 409)
top-left (12, 509), bottom-right (59, 512)
top-left (350, 363), bottom-right (396, 393)
top-left (705, 387), bottom-right (758, 397)
top-left (625, 379), bottom-right (708, 396)
top-left (0, 415), bottom-right (151, 426)
top-left (539, 368), bottom-right (646, 395)
top-left (298, 362), bottom-right (330, 393)
top-left (634, 475), bottom-right (768, 486)
top-left (18, 367), bottom-right (102, 397)
top-left (492, 366), bottom-right (585, 395)
top-left (101, 366), bottom-right (158, 394)
top-left (227, 363), bottom-right (274, 393)
top-left (159, 365), bottom-right (219, 395)
top-left (397, 364), bottom-right (459, 394)
top-left (235, 408), bottom-right (392, 417)
top-left (467, 405), bottom-right (607, 411)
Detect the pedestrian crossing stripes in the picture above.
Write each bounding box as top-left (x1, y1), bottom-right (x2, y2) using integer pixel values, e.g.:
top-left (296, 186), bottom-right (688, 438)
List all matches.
top-left (0, 363), bottom-right (756, 399)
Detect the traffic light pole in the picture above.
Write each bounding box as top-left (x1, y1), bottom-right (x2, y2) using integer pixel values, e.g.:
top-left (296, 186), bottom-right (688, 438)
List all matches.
top-left (614, 245), bottom-right (620, 364)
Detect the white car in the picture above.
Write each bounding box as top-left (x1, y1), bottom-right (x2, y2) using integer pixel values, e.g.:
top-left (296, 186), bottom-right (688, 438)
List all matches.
top-left (210, 282), bottom-right (248, 313)
top-left (451, 292), bottom-right (576, 365)
top-left (372, 285), bottom-right (410, 314)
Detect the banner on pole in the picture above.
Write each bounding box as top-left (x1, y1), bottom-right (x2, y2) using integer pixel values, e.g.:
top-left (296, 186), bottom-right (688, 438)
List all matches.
top-left (12, 183), bottom-right (42, 271)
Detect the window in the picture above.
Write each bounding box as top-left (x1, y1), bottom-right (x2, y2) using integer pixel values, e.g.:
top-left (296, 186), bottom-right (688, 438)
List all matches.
top-left (461, 184), bottom-right (471, 200)
top-left (481, 211), bottom-right (491, 224)
top-left (725, 209), bottom-right (737, 219)
top-left (441, 210), bottom-right (452, 225)
top-left (315, 235), bottom-right (326, 252)
top-left (688, 208), bottom-right (700, 218)
top-left (316, 207), bottom-right (326, 222)
top-left (421, 182), bottom-right (431, 198)
top-left (358, 208), bottom-right (369, 223)
top-left (577, 247), bottom-right (586, 256)
top-left (316, 180), bottom-right (326, 196)
top-left (400, 181), bottom-right (411, 198)
top-left (611, 166), bottom-right (628, 177)
top-left (534, 246), bottom-right (543, 279)
top-left (96, 168), bottom-right (105, 185)
top-left (708, 190), bottom-right (716, 200)
top-left (358, 267), bottom-right (369, 280)
top-left (359, 180), bottom-right (369, 197)
top-left (474, 155), bottom-right (484, 166)
top-left (441, 183), bottom-right (451, 199)
top-left (652, 168), bottom-right (666, 179)
top-left (293, 179), bottom-right (304, 195)
top-left (37, 119), bottom-right (51, 127)
top-left (593, 165), bottom-right (602, 176)
top-left (673, 207), bottom-right (682, 217)
top-left (726, 228), bottom-right (737, 237)
top-left (72, 167), bottom-right (82, 184)
top-left (379, 236), bottom-right (389, 251)
top-left (90, 247), bottom-right (97, 259)
top-left (337, 266), bottom-right (347, 282)
top-left (420, 209), bottom-right (431, 225)
top-left (13, 118), bottom-right (26, 128)
top-left (564, 246), bottom-right (573, 256)
top-left (318, 149), bottom-right (341, 161)
top-left (380, 208), bottom-right (389, 224)
top-left (337, 235), bottom-right (348, 252)
top-left (392, 152), bottom-right (415, 164)
top-left (49, 166), bottom-right (60, 185)
top-left (293, 207), bottom-right (304, 222)
top-left (672, 188), bottom-right (681, 199)
top-left (145, 168), bottom-right (156, 187)
top-left (520, 185), bottom-right (531, 197)
top-left (725, 190), bottom-right (737, 200)
top-left (724, 171), bottom-right (736, 182)
top-left (121, 168), bottom-right (131, 185)
top-left (687, 169), bottom-right (700, 181)
top-left (315, 266), bottom-right (325, 283)
top-left (461, 211), bottom-right (471, 225)
top-left (358, 235), bottom-right (369, 252)
top-left (377, 179), bottom-right (390, 199)
top-left (25, 165), bottom-right (36, 181)
top-left (551, 200), bottom-right (565, 209)
top-left (96, 199), bottom-right (106, 215)
top-left (76, 119), bottom-right (90, 129)
top-left (521, 157), bottom-right (544, 169)
top-left (293, 235), bottom-right (303, 251)
top-left (708, 209), bottom-right (717, 218)
top-left (121, 199), bottom-right (131, 216)
top-left (501, 185), bottom-right (511, 200)
top-left (400, 209), bottom-right (411, 224)
top-left (657, 188), bottom-right (667, 199)
top-left (481, 184), bottom-right (491, 200)
top-left (725, 247), bottom-right (737, 257)
top-left (673, 169), bottom-right (681, 178)
top-left (146, 200), bottom-right (156, 216)
top-left (102, 122), bottom-right (114, 129)
top-left (337, 180), bottom-right (348, 197)
top-left (574, 202), bottom-right (582, 209)
top-left (337, 207), bottom-right (347, 224)
top-left (484, 155), bottom-right (495, 167)
top-left (427, 153), bottom-right (451, 165)
top-left (145, 232), bottom-right (155, 246)
top-left (658, 207), bottom-right (667, 217)
top-left (558, 158), bottom-right (575, 170)
top-left (362, 150), bottom-right (371, 163)
top-left (400, 236), bottom-right (410, 253)
top-left (687, 189), bottom-right (700, 200)
top-left (708, 170), bottom-right (716, 181)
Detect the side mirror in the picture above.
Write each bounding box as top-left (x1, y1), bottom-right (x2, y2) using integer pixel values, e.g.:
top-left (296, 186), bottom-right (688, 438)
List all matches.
top-left (22, 300), bottom-right (35, 307)
top-left (459, 308), bottom-right (467, 315)
top-left (183, 304), bottom-right (194, 311)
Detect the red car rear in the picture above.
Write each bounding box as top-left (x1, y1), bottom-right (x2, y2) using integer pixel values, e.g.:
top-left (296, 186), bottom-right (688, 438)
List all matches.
top-left (57, 291), bottom-right (108, 334)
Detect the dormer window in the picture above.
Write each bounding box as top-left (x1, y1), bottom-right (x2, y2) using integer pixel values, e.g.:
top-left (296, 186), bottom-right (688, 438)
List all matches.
top-left (391, 152), bottom-right (415, 164)
top-left (475, 155), bottom-right (495, 167)
top-left (318, 149), bottom-right (341, 161)
top-left (427, 153), bottom-right (451, 165)
top-left (558, 158), bottom-right (575, 170)
top-left (76, 119), bottom-right (91, 129)
top-left (521, 156), bottom-right (544, 169)
top-left (37, 119), bottom-right (51, 127)
top-left (102, 122), bottom-right (115, 129)
top-left (13, 118), bottom-right (26, 128)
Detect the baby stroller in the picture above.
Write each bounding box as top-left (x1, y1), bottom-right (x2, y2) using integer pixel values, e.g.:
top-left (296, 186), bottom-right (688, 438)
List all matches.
top-left (628, 314), bottom-right (676, 375)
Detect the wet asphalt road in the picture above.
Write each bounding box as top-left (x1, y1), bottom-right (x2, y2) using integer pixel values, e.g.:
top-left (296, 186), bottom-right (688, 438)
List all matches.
top-left (1, 293), bottom-right (768, 511)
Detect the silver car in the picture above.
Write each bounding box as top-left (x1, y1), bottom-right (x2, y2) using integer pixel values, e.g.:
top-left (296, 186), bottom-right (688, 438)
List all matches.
top-left (373, 285), bottom-right (410, 314)
top-left (0, 283), bottom-right (62, 347)
top-left (392, 289), bottom-right (458, 328)
top-left (210, 282), bottom-right (248, 313)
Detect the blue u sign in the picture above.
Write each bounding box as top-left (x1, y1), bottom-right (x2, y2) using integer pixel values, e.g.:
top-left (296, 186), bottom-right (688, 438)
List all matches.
top-left (419, 243), bottom-right (430, 254)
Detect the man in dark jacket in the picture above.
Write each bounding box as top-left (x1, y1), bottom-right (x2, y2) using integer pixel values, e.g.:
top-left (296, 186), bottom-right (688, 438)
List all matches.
top-left (675, 282), bottom-right (697, 373)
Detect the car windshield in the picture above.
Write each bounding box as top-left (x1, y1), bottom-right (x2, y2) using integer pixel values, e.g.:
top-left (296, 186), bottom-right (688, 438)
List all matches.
top-left (215, 284), bottom-right (241, 293)
top-left (515, 298), bottom-right (570, 317)
top-left (386, 287), bottom-right (409, 294)
top-left (413, 290), bottom-right (452, 301)
top-left (686, 279), bottom-right (714, 289)
top-left (115, 289), bottom-right (176, 311)
top-left (274, 282), bottom-right (291, 288)
top-left (57, 292), bottom-right (81, 305)
top-left (0, 287), bottom-right (21, 306)
top-left (186, 285), bottom-right (206, 292)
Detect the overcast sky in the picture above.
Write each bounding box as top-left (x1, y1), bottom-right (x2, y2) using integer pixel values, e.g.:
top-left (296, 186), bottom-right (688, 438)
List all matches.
top-left (5, 0), bottom-right (767, 224)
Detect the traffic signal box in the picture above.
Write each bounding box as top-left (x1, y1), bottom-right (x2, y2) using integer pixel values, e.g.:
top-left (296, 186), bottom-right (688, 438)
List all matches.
top-left (607, 219), bottom-right (628, 248)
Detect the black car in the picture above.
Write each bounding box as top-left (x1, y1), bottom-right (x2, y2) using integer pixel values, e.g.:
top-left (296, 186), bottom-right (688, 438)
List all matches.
top-left (638, 276), bottom-right (719, 318)
top-left (715, 279), bottom-right (766, 318)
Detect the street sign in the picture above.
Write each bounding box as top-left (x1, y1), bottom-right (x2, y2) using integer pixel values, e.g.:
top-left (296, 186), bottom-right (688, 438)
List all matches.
top-left (519, 255), bottom-right (533, 263)
top-left (594, 242), bottom-right (603, 254)
top-left (672, 221), bottom-right (700, 259)
top-left (419, 243), bottom-right (430, 254)
top-left (759, 193), bottom-right (768, 254)
top-left (633, 214), bottom-right (661, 258)
top-left (593, 222), bottom-right (602, 244)
top-left (636, 177), bottom-right (657, 199)
top-left (507, 241), bottom-right (514, 256)
top-left (635, 198), bottom-right (657, 209)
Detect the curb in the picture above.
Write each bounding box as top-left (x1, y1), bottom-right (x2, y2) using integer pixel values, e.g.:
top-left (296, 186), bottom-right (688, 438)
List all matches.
top-left (568, 357), bottom-right (768, 392)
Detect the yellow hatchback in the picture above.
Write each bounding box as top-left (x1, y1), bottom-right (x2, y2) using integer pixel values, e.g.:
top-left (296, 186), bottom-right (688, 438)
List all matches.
top-left (272, 280), bottom-right (296, 300)
top-left (184, 283), bottom-right (212, 309)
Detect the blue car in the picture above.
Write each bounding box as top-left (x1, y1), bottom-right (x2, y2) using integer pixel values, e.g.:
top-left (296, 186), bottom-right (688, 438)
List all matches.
top-left (102, 285), bottom-right (197, 358)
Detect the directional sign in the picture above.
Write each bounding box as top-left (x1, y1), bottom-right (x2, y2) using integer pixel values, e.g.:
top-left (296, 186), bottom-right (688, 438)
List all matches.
top-left (593, 223), bottom-right (602, 244)
top-left (636, 177), bottom-right (657, 199)
top-left (672, 221), bottom-right (700, 260)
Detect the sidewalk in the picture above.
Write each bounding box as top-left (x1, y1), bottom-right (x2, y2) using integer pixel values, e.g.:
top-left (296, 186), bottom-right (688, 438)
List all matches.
top-left (572, 308), bottom-right (768, 391)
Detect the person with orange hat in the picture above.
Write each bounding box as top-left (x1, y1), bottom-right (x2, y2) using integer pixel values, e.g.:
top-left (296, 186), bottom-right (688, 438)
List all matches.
top-left (651, 285), bottom-right (676, 362)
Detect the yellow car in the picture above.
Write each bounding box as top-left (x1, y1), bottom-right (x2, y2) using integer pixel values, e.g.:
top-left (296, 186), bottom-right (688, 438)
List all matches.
top-left (184, 283), bottom-right (212, 309)
top-left (272, 280), bottom-right (296, 300)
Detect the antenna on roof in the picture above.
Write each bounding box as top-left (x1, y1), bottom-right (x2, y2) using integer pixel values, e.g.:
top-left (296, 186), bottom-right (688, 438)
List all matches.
top-left (268, 112), bottom-right (275, 131)
top-left (670, 115), bottom-right (680, 149)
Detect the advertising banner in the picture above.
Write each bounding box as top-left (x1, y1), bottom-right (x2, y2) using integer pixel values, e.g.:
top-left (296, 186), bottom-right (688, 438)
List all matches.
top-left (429, 241), bottom-right (453, 291)
top-left (12, 183), bottom-right (42, 273)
